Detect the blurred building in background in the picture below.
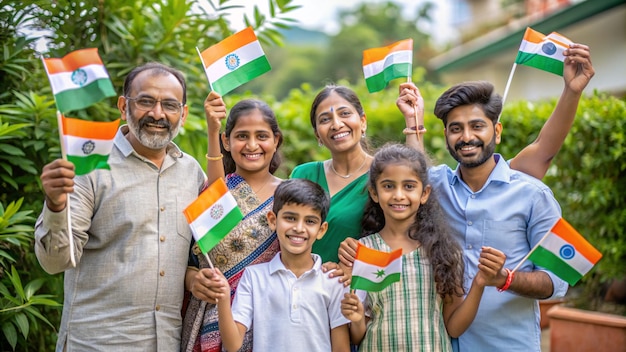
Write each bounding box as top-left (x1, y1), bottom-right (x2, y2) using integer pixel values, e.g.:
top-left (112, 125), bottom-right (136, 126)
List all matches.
top-left (430, 0), bottom-right (625, 101)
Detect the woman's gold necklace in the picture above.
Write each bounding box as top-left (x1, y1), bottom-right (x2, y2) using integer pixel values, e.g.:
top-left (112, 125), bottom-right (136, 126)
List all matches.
top-left (330, 155), bottom-right (368, 179)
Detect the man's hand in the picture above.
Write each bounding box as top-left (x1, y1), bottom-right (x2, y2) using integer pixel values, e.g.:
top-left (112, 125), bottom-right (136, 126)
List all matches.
top-left (563, 43), bottom-right (594, 94)
top-left (40, 159), bottom-right (75, 212)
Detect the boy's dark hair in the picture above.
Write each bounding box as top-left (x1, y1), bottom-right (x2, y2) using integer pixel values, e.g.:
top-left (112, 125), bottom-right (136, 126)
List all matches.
top-left (361, 143), bottom-right (465, 298)
top-left (221, 99), bottom-right (283, 174)
top-left (434, 81), bottom-right (502, 127)
top-left (272, 179), bottom-right (330, 222)
top-left (123, 62), bottom-right (187, 104)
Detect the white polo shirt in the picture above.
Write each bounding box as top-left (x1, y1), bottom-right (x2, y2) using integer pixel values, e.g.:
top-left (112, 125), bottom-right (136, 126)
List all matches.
top-left (231, 252), bottom-right (349, 351)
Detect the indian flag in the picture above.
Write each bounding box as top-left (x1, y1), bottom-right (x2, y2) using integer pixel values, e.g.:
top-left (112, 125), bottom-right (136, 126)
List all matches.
top-left (515, 27), bottom-right (573, 76)
top-left (350, 243), bottom-right (402, 292)
top-left (528, 218), bottom-right (602, 286)
top-left (61, 115), bottom-right (119, 176)
top-left (43, 48), bottom-right (117, 113)
top-left (199, 27), bottom-right (271, 96)
top-left (184, 178), bottom-right (243, 254)
top-left (362, 38), bottom-right (413, 93)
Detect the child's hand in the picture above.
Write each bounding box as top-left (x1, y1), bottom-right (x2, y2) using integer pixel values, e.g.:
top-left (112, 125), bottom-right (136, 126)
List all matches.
top-left (341, 292), bottom-right (364, 323)
top-left (204, 91), bottom-right (226, 133)
top-left (322, 261), bottom-right (353, 287)
top-left (190, 268), bottom-right (230, 304)
top-left (338, 238), bottom-right (359, 267)
top-left (475, 246), bottom-right (507, 288)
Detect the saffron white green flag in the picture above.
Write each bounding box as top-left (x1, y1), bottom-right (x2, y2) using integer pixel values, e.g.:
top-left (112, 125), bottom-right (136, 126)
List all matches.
top-left (44, 48), bottom-right (116, 113)
top-left (362, 38), bottom-right (413, 93)
top-left (61, 115), bottom-right (119, 175)
top-left (350, 243), bottom-right (402, 292)
top-left (515, 27), bottom-right (573, 76)
top-left (199, 26), bottom-right (271, 96)
top-left (528, 218), bottom-right (602, 286)
top-left (184, 178), bottom-right (243, 254)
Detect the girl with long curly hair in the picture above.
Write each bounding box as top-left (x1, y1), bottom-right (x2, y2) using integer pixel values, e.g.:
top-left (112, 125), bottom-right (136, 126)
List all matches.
top-left (339, 144), bottom-right (506, 351)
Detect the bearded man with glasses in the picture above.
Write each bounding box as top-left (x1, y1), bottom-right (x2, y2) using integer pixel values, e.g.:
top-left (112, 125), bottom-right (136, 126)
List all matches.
top-left (35, 62), bottom-right (206, 351)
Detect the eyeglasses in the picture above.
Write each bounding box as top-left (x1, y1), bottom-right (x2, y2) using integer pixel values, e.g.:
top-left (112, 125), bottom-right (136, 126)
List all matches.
top-left (125, 96), bottom-right (183, 114)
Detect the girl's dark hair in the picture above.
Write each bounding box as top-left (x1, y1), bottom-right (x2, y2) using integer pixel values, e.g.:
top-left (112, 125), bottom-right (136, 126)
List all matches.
top-left (221, 99), bottom-right (283, 174)
top-left (434, 80), bottom-right (502, 127)
top-left (361, 143), bottom-right (465, 298)
top-left (309, 84), bottom-right (371, 152)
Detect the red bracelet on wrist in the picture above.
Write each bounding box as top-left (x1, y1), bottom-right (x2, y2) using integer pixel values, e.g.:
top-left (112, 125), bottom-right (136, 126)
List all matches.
top-left (497, 268), bottom-right (514, 292)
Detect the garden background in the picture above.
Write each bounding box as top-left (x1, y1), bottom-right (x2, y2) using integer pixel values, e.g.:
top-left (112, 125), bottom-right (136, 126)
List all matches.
top-left (1, 0), bottom-right (624, 350)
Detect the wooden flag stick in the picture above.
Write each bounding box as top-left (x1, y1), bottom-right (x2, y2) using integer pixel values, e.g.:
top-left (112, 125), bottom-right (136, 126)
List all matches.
top-left (56, 111), bottom-right (76, 268)
top-left (196, 46), bottom-right (214, 92)
top-left (405, 76), bottom-right (424, 147)
top-left (498, 63), bottom-right (517, 123)
top-left (202, 252), bottom-right (218, 302)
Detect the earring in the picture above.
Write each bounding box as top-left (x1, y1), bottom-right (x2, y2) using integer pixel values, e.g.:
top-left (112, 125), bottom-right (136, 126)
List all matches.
top-left (318, 140), bottom-right (324, 147)
top-left (362, 130), bottom-right (366, 138)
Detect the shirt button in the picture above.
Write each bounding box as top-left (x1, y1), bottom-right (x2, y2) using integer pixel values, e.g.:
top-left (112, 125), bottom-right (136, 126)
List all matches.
top-left (160, 206), bottom-right (165, 211)
top-left (292, 304), bottom-right (297, 309)
top-left (471, 194), bottom-right (476, 199)
top-left (467, 244), bottom-right (473, 249)
top-left (160, 236), bottom-right (165, 242)
top-left (160, 270), bottom-right (165, 276)
top-left (155, 305), bottom-right (160, 311)
top-left (468, 221), bottom-right (473, 226)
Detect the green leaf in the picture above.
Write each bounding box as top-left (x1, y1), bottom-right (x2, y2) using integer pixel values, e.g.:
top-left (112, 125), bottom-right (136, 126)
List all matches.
top-left (2, 322), bottom-right (17, 350)
top-left (24, 279), bottom-right (45, 300)
top-left (14, 313), bottom-right (29, 339)
top-left (0, 143), bottom-right (25, 156)
top-left (8, 266), bottom-right (25, 300)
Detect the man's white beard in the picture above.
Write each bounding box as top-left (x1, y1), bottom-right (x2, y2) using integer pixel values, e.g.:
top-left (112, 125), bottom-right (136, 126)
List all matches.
top-left (126, 105), bottom-right (181, 150)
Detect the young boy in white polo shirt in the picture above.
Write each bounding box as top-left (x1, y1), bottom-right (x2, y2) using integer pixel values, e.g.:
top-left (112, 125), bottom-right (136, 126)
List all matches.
top-left (206, 178), bottom-right (351, 352)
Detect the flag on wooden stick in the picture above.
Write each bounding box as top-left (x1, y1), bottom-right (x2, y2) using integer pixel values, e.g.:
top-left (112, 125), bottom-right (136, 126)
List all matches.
top-left (184, 178), bottom-right (243, 254)
top-left (515, 27), bottom-right (573, 76)
top-left (61, 115), bottom-right (119, 175)
top-left (43, 48), bottom-right (116, 113)
top-left (198, 27), bottom-right (271, 96)
top-left (528, 218), bottom-right (602, 286)
top-left (350, 243), bottom-right (402, 292)
top-left (362, 39), bottom-right (413, 93)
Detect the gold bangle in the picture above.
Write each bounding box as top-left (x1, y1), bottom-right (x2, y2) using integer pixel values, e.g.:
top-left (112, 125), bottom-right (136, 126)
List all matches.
top-left (205, 153), bottom-right (223, 161)
top-left (403, 128), bottom-right (418, 135)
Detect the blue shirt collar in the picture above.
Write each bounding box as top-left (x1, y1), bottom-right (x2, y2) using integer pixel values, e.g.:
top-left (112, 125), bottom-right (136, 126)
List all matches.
top-left (451, 154), bottom-right (512, 191)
